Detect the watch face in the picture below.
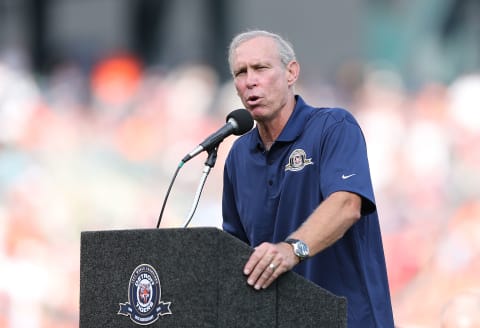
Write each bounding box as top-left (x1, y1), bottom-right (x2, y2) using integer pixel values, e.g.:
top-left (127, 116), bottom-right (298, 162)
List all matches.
top-left (285, 238), bottom-right (309, 260)
top-left (295, 241), bottom-right (309, 258)
top-left (296, 241), bottom-right (309, 257)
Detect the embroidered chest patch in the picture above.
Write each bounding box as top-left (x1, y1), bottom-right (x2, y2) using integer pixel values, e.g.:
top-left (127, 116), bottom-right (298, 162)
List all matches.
top-left (285, 149), bottom-right (314, 172)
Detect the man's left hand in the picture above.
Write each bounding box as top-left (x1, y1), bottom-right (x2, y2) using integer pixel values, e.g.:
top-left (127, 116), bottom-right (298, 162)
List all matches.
top-left (243, 242), bottom-right (299, 290)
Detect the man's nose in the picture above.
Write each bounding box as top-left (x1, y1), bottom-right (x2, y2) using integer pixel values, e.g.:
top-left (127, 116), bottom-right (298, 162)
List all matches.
top-left (245, 71), bottom-right (258, 88)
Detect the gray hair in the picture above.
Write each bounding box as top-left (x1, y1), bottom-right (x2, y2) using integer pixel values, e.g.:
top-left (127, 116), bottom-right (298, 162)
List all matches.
top-left (228, 30), bottom-right (297, 76)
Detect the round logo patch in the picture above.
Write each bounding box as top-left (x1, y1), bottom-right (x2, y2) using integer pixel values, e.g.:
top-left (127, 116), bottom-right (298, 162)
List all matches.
top-left (285, 148), bottom-right (313, 172)
top-left (118, 264), bottom-right (172, 325)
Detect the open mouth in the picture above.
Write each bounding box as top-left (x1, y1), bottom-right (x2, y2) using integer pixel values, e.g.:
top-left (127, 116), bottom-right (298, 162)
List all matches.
top-left (246, 95), bottom-right (261, 106)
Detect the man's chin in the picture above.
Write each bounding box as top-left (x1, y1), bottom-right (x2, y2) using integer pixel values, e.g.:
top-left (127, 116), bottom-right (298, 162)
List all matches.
top-left (248, 105), bottom-right (265, 116)
top-left (248, 108), bottom-right (264, 121)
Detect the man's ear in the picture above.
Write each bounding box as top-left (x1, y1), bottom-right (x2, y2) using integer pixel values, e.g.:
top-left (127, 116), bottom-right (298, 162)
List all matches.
top-left (286, 60), bottom-right (300, 86)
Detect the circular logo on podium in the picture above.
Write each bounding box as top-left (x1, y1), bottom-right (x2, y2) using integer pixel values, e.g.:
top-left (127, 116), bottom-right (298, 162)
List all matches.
top-left (118, 264), bottom-right (172, 325)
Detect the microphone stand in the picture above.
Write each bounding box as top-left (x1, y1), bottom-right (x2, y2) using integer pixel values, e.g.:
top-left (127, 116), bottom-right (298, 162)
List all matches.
top-left (183, 146), bottom-right (218, 228)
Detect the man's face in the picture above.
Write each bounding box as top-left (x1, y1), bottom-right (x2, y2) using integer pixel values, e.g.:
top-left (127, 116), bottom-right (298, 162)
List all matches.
top-left (231, 36), bottom-right (295, 123)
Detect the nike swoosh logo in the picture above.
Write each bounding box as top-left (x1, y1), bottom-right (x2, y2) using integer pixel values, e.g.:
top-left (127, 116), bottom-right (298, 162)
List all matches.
top-left (342, 173), bottom-right (357, 179)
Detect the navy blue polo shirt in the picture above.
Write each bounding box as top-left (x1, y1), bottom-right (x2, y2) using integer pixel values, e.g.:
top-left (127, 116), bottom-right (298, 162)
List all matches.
top-left (222, 96), bottom-right (394, 327)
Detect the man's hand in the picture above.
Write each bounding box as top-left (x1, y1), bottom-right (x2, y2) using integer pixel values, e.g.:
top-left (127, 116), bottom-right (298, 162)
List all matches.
top-left (243, 242), bottom-right (299, 290)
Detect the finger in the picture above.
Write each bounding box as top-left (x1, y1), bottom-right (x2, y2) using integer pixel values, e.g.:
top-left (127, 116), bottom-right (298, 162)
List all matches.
top-left (260, 244), bottom-right (295, 289)
top-left (243, 243), bottom-right (269, 275)
top-left (252, 260), bottom-right (281, 290)
top-left (262, 262), bottom-right (283, 289)
top-left (268, 262), bottom-right (277, 271)
top-left (246, 253), bottom-right (274, 289)
top-left (245, 250), bottom-right (277, 289)
top-left (249, 254), bottom-right (281, 290)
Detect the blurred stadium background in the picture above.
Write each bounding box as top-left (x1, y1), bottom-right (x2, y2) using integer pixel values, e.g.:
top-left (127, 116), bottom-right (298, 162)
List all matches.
top-left (0, 0), bottom-right (479, 327)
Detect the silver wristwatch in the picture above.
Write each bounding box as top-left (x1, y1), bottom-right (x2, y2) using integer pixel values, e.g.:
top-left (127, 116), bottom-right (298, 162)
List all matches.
top-left (284, 238), bottom-right (310, 261)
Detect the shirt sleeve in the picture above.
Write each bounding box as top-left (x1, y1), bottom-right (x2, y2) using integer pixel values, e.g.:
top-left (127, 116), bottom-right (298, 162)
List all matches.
top-left (319, 111), bottom-right (376, 215)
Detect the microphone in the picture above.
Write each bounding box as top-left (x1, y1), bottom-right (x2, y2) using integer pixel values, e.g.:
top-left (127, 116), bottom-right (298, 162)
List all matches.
top-left (181, 109), bottom-right (254, 163)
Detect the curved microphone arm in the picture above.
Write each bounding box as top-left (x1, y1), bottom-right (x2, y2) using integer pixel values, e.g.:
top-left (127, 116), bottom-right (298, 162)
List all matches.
top-left (156, 108), bottom-right (251, 229)
top-left (183, 147), bottom-right (218, 228)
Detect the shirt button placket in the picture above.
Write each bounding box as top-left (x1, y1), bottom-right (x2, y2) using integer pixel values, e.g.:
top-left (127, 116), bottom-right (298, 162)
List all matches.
top-left (266, 155), bottom-right (275, 189)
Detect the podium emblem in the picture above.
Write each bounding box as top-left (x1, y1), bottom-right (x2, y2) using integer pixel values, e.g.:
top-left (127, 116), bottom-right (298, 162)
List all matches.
top-left (118, 264), bottom-right (172, 325)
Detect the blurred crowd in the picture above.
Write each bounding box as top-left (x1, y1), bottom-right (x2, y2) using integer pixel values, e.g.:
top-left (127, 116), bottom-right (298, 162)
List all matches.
top-left (0, 49), bottom-right (479, 327)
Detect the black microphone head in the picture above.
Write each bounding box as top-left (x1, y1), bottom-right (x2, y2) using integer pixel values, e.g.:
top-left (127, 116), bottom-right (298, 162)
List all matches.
top-left (226, 109), bottom-right (254, 135)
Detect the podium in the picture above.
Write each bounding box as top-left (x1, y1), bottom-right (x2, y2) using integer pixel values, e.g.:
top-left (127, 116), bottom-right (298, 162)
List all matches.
top-left (80, 227), bottom-right (347, 327)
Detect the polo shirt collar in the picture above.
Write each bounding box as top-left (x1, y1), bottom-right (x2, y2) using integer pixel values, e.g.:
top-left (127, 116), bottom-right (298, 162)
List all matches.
top-left (250, 95), bottom-right (312, 151)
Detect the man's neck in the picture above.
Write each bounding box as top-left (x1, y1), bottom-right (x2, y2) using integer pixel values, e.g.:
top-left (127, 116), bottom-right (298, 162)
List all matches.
top-left (257, 96), bottom-right (296, 149)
